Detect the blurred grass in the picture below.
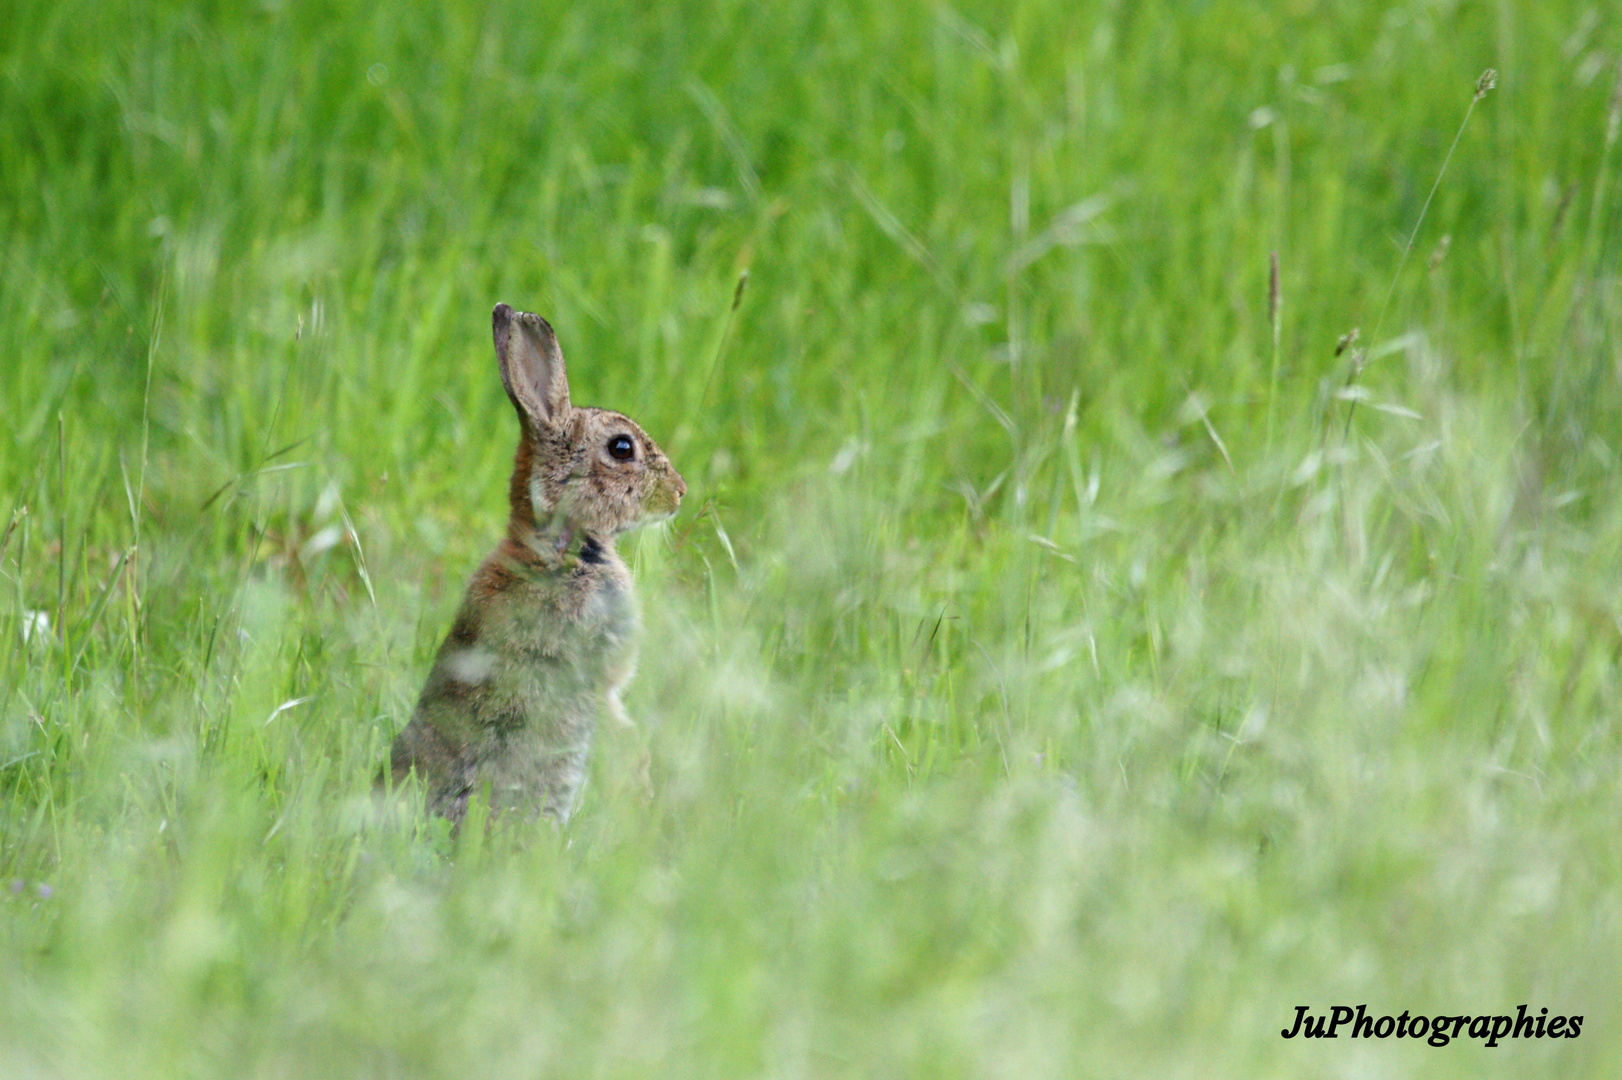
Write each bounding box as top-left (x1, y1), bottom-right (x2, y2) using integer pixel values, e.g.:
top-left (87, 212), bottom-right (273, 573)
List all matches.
top-left (3, 0), bottom-right (1622, 1075)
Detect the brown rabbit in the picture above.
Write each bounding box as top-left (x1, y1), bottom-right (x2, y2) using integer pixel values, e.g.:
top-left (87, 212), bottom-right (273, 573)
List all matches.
top-left (388, 304), bottom-right (685, 825)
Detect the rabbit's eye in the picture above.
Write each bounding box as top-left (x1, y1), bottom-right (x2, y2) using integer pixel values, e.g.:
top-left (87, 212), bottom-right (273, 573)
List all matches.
top-left (608, 434), bottom-right (636, 461)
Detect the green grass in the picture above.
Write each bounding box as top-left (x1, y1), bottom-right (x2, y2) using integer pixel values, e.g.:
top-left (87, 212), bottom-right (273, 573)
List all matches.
top-left (4, 0), bottom-right (1622, 1075)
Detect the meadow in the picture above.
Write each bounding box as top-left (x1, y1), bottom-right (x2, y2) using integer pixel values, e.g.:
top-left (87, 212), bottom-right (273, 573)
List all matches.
top-left (3, 0), bottom-right (1621, 1075)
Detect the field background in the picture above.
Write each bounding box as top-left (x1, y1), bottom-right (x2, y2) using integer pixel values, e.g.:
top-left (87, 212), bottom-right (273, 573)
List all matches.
top-left (3, 0), bottom-right (1621, 1075)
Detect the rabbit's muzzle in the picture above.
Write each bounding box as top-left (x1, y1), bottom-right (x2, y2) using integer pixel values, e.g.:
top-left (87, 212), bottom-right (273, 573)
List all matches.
top-left (645, 467), bottom-right (686, 521)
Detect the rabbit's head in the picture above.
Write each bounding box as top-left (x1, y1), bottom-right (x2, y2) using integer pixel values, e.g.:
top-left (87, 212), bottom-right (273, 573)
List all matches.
top-left (493, 303), bottom-right (686, 541)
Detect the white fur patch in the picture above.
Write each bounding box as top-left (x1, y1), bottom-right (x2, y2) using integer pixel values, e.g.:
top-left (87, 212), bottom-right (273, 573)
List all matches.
top-left (444, 647), bottom-right (496, 686)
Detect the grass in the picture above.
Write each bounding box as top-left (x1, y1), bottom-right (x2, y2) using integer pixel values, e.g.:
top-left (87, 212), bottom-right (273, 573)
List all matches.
top-left (3, 0), bottom-right (1622, 1075)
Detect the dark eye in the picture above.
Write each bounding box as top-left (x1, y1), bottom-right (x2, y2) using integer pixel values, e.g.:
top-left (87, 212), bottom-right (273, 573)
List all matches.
top-left (608, 434), bottom-right (635, 461)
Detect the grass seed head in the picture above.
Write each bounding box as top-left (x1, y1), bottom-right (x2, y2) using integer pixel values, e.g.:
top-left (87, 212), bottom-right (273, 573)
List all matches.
top-left (1268, 250), bottom-right (1281, 330)
top-left (1428, 233), bottom-right (1452, 272)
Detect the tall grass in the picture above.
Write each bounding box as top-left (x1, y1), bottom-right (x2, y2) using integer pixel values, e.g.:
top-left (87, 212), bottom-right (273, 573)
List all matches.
top-left (3, 1), bottom-right (1621, 1076)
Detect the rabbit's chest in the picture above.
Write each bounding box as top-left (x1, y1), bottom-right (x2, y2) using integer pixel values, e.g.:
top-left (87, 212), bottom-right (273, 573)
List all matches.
top-left (495, 577), bottom-right (637, 686)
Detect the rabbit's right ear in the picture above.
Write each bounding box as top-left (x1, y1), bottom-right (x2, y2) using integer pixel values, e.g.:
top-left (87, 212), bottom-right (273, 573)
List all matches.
top-left (493, 303), bottom-right (571, 430)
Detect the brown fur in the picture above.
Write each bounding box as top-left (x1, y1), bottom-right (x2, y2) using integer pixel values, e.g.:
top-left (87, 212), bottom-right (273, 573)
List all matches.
top-left (387, 304), bottom-right (685, 825)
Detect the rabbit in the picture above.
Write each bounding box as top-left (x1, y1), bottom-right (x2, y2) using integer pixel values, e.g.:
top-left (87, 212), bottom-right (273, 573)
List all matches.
top-left (387, 303), bottom-right (685, 825)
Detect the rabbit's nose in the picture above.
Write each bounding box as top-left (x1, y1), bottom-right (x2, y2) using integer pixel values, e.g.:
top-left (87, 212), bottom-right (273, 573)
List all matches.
top-left (673, 474), bottom-right (688, 499)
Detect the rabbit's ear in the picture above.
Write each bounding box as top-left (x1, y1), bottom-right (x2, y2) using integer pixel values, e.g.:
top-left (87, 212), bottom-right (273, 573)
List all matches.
top-left (493, 303), bottom-right (571, 430)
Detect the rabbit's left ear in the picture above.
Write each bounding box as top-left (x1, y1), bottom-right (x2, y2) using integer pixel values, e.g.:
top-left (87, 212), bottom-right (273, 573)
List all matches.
top-left (493, 303), bottom-right (571, 430)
